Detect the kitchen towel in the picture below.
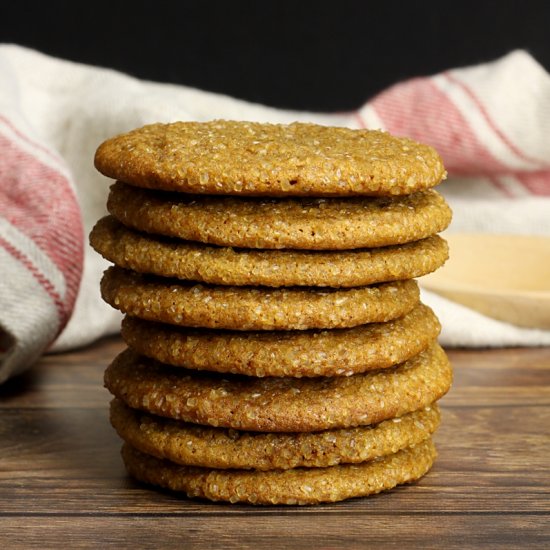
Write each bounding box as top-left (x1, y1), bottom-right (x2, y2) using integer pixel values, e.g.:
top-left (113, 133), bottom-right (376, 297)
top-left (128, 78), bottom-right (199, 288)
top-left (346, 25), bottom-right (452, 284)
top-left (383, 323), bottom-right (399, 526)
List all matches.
top-left (1, 44), bottom-right (549, 383)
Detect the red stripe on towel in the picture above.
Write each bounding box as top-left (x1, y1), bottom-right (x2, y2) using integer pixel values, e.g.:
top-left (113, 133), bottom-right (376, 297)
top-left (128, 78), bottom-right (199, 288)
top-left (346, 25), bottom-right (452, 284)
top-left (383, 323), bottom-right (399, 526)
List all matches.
top-left (443, 72), bottom-right (549, 168)
top-left (0, 234), bottom-right (66, 329)
top-left (370, 77), bottom-right (509, 176)
top-left (0, 132), bottom-right (83, 318)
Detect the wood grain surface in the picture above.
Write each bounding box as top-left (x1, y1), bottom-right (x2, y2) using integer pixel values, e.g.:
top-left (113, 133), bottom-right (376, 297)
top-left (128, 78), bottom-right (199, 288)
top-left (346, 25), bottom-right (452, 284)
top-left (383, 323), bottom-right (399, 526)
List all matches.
top-left (0, 337), bottom-right (549, 549)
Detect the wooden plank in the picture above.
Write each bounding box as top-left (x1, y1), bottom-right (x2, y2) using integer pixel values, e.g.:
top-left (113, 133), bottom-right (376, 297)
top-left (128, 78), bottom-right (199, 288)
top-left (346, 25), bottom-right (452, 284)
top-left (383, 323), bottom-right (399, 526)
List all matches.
top-left (0, 339), bottom-right (548, 548)
top-left (1, 515), bottom-right (548, 549)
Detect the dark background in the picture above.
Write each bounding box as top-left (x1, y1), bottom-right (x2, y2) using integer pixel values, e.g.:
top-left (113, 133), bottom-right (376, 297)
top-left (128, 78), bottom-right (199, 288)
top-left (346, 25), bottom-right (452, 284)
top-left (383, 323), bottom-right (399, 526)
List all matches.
top-left (2, 1), bottom-right (549, 111)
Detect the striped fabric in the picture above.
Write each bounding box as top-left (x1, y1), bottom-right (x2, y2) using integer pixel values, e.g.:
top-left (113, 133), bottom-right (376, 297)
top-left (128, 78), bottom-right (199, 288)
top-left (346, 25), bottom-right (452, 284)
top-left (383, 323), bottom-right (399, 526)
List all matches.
top-left (359, 59), bottom-right (550, 199)
top-left (0, 114), bottom-right (83, 382)
top-left (0, 45), bottom-right (549, 383)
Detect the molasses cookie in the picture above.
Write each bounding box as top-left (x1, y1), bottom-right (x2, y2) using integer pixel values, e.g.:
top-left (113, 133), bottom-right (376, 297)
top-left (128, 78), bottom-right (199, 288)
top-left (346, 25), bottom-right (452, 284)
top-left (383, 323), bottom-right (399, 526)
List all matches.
top-left (121, 438), bottom-right (437, 505)
top-left (120, 303), bottom-right (440, 377)
top-left (91, 216), bottom-right (448, 287)
top-left (104, 344), bottom-right (452, 432)
top-left (107, 183), bottom-right (451, 250)
top-left (111, 399), bottom-right (440, 470)
top-left (101, 267), bottom-right (420, 331)
top-left (95, 120), bottom-right (446, 197)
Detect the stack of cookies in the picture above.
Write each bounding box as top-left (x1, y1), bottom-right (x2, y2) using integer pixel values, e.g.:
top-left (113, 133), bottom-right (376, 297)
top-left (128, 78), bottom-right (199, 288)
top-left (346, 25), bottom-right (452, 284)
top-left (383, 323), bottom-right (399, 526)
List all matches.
top-left (91, 121), bottom-right (452, 505)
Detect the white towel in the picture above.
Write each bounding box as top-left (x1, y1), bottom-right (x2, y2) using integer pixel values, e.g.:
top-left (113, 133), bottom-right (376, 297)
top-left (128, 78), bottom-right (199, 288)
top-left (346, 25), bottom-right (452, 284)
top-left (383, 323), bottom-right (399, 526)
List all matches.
top-left (1, 44), bottom-right (549, 383)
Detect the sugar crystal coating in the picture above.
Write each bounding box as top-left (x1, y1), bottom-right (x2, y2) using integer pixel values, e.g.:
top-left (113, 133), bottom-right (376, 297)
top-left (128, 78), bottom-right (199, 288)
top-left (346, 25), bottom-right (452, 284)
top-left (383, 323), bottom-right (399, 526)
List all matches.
top-left (91, 215), bottom-right (449, 288)
top-left (101, 266), bottom-right (420, 330)
top-left (107, 182), bottom-right (451, 250)
top-left (120, 438), bottom-right (437, 505)
top-left (111, 399), bottom-right (440, 470)
top-left (95, 120), bottom-right (446, 197)
top-left (104, 344), bottom-right (452, 432)
top-left (120, 303), bottom-right (441, 377)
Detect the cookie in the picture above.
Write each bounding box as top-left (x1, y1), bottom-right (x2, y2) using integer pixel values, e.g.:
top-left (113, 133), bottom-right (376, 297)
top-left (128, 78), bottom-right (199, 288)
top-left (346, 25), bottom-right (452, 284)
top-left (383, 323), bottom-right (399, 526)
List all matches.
top-left (95, 121), bottom-right (446, 197)
top-left (120, 304), bottom-right (440, 377)
top-left (111, 399), bottom-right (440, 470)
top-left (104, 343), bottom-right (452, 432)
top-left (107, 182), bottom-right (452, 250)
top-left (101, 267), bottom-right (419, 331)
top-left (121, 438), bottom-right (437, 505)
top-left (91, 216), bottom-right (449, 288)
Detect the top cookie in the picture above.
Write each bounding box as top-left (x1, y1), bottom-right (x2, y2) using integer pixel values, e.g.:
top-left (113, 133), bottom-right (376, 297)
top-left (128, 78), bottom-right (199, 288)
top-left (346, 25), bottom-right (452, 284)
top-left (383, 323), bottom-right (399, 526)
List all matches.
top-left (95, 121), bottom-right (446, 197)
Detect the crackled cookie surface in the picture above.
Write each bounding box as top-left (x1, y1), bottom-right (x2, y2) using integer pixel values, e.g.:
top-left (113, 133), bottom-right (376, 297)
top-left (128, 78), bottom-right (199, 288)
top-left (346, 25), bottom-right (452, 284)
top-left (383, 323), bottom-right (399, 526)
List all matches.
top-left (120, 304), bottom-right (440, 377)
top-left (121, 438), bottom-right (437, 505)
top-left (111, 399), bottom-right (440, 470)
top-left (101, 267), bottom-right (419, 331)
top-left (107, 183), bottom-right (451, 249)
top-left (104, 344), bottom-right (452, 432)
top-left (95, 121), bottom-right (446, 197)
top-left (91, 216), bottom-right (448, 287)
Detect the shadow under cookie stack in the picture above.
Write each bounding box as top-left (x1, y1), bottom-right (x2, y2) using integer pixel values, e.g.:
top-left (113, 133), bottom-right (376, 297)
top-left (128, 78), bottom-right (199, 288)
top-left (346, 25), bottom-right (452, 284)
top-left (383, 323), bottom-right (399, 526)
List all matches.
top-left (91, 120), bottom-right (452, 505)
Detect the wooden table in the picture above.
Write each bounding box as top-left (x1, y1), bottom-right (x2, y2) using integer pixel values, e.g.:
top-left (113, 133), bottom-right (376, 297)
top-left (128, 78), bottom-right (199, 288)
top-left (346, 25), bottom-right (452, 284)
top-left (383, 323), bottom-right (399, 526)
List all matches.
top-left (1, 338), bottom-right (549, 549)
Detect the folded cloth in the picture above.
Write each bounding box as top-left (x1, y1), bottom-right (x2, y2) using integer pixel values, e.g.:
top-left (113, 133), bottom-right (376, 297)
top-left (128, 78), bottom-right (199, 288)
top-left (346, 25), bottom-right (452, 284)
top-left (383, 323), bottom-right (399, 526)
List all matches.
top-left (1, 45), bottom-right (549, 383)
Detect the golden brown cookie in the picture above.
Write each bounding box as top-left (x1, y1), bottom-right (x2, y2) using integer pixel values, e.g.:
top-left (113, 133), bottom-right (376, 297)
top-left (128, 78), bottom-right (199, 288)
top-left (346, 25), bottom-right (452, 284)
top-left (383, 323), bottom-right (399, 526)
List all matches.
top-left (101, 267), bottom-right (419, 331)
top-left (111, 399), bottom-right (440, 470)
top-left (91, 216), bottom-right (449, 288)
top-left (107, 182), bottom-right (452, 250)
top-left (104, 344), bottom-right (452, 432)
top-left (120, 304), bottom-right (440, 377)
top-left (121, 438), bottom-right (437, 505)
top-left (95, 121), bottom-right (446, 197)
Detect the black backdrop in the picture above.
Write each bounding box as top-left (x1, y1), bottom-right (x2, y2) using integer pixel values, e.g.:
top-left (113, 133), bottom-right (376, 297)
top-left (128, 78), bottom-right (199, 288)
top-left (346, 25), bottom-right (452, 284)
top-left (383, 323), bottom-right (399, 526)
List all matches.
top-left (2, 0), bottom-right (549, 111)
